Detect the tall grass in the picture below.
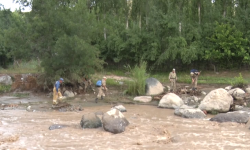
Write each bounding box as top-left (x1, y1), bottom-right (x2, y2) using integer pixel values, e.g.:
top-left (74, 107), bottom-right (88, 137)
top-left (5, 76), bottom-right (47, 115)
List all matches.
top-left (127, 61), bottom-right (149, 96)
top-left (0, 84), bottom-right (11, 93)
top-left (230, 73), bottom-right (248, 88)
top-left (0, 60), bottom-right (41, 74)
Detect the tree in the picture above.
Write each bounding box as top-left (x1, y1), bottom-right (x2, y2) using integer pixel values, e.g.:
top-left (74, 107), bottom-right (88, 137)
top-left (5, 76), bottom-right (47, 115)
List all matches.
top-left (205, 22), bottom-right (249, 68)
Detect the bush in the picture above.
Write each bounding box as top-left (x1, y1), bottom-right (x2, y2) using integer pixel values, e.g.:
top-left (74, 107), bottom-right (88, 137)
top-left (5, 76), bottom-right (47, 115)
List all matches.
top-left (231, 73), bottom-right (247, 88)
top-left (0, 84), bottom-right (11, 93)
top-left (127, 61), bottom-right (149, 96)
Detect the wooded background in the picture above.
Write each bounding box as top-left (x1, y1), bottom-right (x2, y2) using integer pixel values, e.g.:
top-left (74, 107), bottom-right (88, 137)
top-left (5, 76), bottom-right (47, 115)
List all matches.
top-left (0, 0), bottom-right (250, 79)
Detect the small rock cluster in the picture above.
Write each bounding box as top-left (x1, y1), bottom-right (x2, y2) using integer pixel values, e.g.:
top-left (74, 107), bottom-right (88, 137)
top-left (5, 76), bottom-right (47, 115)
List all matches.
top-left (80, 105), bottom-right (129, 134)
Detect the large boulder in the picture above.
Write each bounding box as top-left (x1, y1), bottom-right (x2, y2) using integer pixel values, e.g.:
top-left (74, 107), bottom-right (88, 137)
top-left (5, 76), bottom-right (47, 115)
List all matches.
top-left (198, 88), bottom-right (233, 113)
top-left (145, 78), bottom-right (164, 96)
top-left (228, 88), bottom-right (245, 97)
top-left (174, 108), bottom-right (206, 119)
top-left (80, 113), bottom-right (102, 128)
top-left (64, 90), bottom-right (75, 97)
top-left (158, 93), bottom-right (184, 109)
top-left (0, 75), bottom-right (12, 85)
top-left (210, 111), bottom-right (249, 123)
top-left (133, 96), bottom-right (152, 103)
top-left (102, 109), bottom-right (129, 134)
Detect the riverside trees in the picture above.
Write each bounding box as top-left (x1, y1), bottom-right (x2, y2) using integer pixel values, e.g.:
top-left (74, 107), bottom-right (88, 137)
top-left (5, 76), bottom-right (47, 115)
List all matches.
top-left (1, 0), bottom-right (250, 78)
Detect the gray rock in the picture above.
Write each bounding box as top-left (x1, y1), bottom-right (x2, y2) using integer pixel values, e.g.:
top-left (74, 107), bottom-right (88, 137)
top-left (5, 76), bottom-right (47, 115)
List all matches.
top-left (145, 78), bottom-right (164, 96)
top-left (235, 105), bottom-right (244, 111)
top-left (133, 96), bottom-right (152, 103)
top-left (64, 90), bottom-right (75, 97)
top-left (199, 88), bottom-right (233, 113)
top-left (102, 109), bottom-right (129, 134)
top-left (0, 75), bottom-right (12, 85)
top-left (183, 96), bottom-right (200, 106)
top-left (49, 124), bottom-right (69, 130)
top-left (228, 88), bottom-right (245, 97)
top-left (210, 111), bottom-right (249, 123)
top-left (174, 108), bottom-right (206, 119)
top-left (158, 93), bottom-right (184, 109)
top-left (80, 113), bottom-right (102, 128)
top-left (111, 105), bottom-right (127, 112)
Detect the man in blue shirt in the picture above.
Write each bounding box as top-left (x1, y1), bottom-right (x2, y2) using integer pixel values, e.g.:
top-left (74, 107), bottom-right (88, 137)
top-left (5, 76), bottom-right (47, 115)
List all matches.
top-left (53, 78), bottom-right (64, 105)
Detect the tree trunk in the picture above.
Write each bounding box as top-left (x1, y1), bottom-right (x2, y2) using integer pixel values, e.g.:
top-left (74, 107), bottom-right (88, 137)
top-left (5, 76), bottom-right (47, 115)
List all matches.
top-left (198, 1), bottom-right (201, 24)
top-left (139, 14), bottom-right (141, 29)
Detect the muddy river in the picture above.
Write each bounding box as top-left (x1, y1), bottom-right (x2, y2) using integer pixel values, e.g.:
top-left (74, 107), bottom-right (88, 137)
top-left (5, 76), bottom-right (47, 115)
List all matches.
top-left (1, 89), bottom-right (250, 150)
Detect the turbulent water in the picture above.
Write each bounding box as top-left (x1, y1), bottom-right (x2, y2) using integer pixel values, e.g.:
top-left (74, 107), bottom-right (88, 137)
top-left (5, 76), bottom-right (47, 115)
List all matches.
top-left (1, 97), bottom-right (250, 150)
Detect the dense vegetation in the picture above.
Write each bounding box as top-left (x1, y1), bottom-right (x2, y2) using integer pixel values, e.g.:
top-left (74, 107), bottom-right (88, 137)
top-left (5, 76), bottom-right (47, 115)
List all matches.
top-left (1, 0), bottom-right (250, 80)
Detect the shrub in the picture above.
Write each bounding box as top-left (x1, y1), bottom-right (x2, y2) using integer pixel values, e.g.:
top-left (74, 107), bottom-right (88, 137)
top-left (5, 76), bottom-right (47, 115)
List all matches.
top-left (127, 61), bottom-right (149, 96)
top-left (0, 84), bottom-right (11, 93)
top-left (231, 73), bottom-right (247, 89)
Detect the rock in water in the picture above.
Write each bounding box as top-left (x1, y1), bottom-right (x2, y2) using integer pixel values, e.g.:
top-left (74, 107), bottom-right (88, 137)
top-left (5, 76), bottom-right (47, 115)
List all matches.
top-left (210, 111), bottom-right (249, 123)
top-left (174, 108), bottom-right (206, 119)
top-left (102, 109), bottom-right (129, 134)
top-left (111, 105), bottom-right (127, 112)
top-left (145, 78), bottom-right (164, 96)
top-left (228, 88), bottom-right (245, 97)
top-left (133, 96), bottom-right (152, 103)
top-left (80, 113), bottom-right (102, 128)
top-left (198, 88), bottom-right (233, 113)
top-left (158, 93), bottom-right (184, 109)
top-left (49, 124), bottom-right (69, 130)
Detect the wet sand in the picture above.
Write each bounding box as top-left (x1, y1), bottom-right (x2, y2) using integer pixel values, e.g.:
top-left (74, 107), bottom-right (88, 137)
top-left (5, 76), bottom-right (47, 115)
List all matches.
top-left (1, 100), bottom-right (250, 150)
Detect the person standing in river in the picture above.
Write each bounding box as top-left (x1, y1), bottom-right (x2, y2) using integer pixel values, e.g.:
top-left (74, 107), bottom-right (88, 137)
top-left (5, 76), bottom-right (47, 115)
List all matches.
top-left (169, 68), bottom-right (177, 92)
top-left (95, 76), bottom-right (108, 103)
top-left (53, 78), bottom-right (64, 105)
top-left (190, 69), bottom-right (200, 90)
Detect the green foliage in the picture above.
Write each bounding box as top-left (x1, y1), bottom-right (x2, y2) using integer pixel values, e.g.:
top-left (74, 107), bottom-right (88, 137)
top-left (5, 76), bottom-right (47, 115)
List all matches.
top-left (0, 60), bottom-right (40, 74)
top-left (209, 109), bottom-right (219, 115)
top-left (205, 22), bottom-right (249, 68)
top-left (0, 84), bottom-right (11, 93)
top-left (231, 73), bottom-right (247, 88)
top-left (106, 78), bottom-right (119, 86)
top-left (127, 61), bottom-right (149, 96)
top-left (12, 92), bottom-right (29, 98)
top-left (3, 0), bottom-right (250, 75)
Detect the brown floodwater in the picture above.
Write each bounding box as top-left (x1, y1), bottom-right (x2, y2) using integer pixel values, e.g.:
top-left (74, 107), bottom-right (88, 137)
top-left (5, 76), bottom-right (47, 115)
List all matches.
top-left (1, 87), bottom-right (250, 150)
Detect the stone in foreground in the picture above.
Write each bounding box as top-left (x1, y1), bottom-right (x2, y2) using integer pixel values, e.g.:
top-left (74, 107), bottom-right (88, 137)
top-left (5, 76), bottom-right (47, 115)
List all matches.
top-left (210, 111), bottom-right (249, 123)
top-left (80, 113), bottom-right (102, 128)
top-left (198, 88), bottom-right (233, 113)
top-left (102, 109), bottom-right (129, 134)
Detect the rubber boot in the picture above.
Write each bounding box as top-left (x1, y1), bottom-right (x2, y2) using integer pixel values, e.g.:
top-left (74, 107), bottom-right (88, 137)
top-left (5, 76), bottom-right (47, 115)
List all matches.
top-left (101, 96), bottom-right (103, 100)
top-left (95, 98), bottom-right (98, 103)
